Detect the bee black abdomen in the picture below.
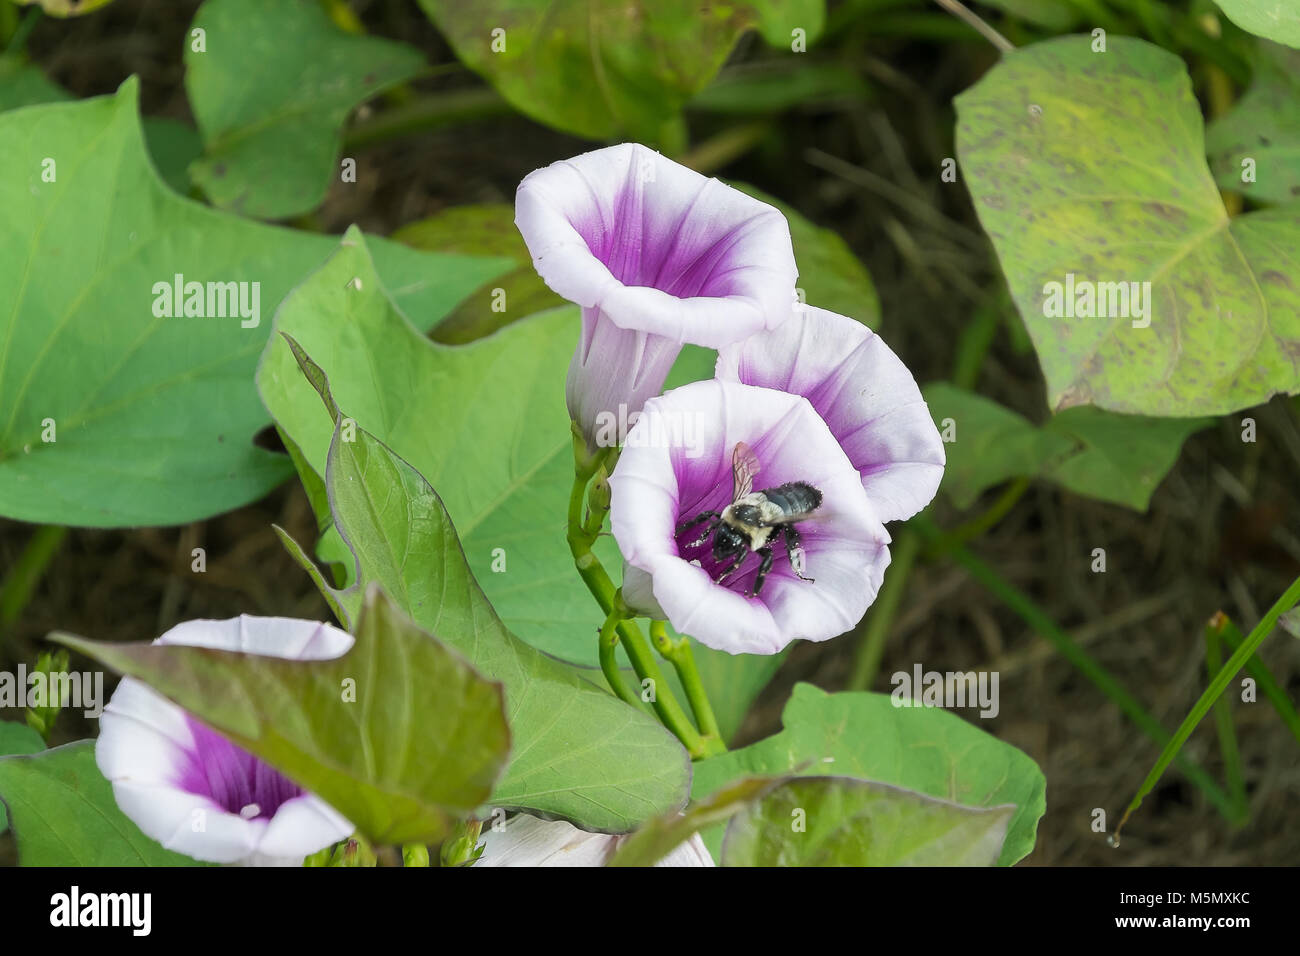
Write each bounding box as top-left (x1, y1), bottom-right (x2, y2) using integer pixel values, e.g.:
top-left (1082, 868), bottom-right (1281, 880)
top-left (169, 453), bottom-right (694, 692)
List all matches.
top-left (760, 482), bottom-right (822, 519)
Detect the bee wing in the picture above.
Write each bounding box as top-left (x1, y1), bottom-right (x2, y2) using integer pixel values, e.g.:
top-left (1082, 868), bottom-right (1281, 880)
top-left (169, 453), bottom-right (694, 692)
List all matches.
top-left (732, 441), bottom-right (760, 500)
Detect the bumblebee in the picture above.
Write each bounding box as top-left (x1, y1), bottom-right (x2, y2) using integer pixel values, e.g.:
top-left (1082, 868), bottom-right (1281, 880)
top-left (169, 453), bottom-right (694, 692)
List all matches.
top-left (676, 442), bottom-right (822, 597)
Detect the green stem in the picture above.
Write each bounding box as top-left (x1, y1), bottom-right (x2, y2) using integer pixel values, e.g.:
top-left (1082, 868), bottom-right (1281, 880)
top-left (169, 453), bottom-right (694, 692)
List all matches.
top-left (650, 621), bottom-right (725, 753)
top-left (915, 516), bottom-right (1237, 821)
top-left (1114, 573), bottom-right (1300, 840)
top-left (615, 618), bottom-right (704, 756)
top-left (932, 0), bottom-right (1014, 54)
top-left (4, 6), bottom-right (39, 55)
top-left (848, 525), bottom-right (920, 691)
top-left (925, 477), bottom-right (1029, 557)
top-left (678, 121), bottom-right (770, 175)
top-left (342, 88), bottom-right (510, 152)
top-left (565, 455), bottom-right (707, 758)
top-left (1205, 614), bottom-right (1248, 823)
top-left (599, 608), bottom-right (639, 707)
top-left (0, 525), bottom-right (67, 629)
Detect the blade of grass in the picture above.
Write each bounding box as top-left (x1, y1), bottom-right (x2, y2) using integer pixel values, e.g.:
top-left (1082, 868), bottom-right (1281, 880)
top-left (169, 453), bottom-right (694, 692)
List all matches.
top-left (0, 525), bottom-right (67, 630)
top-left (848, 525), bottom-right (920, 691)
top-left (678, 122), bottom-right (771, 175)
top-left (950, 294), bottom-right (1001, 390)
top-left (1114, 573), bottom-right (1300, 840)
top-left (1217, 614), bottom-right (1300, 746)
top-left (932, 0), bottom-right (1014, 53)
top-left (342, 88), bottom-right (510, 152)
top-left (913, 515), bottom-right (1236, 821)
top-left (1205, 613), bottom-right (1248, 824)
top-left (924, 477), bottom-right (1029, 558)
top-left (3, 6), bottom-right (39, 55)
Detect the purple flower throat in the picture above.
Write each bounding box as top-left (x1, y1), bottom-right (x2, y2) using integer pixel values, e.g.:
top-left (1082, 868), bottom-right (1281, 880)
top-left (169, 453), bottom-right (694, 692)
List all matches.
top-left (673, 444), bottom-right (818, 597)
top-left (586, 175), bottom-right (760, 298)
top-left (176, 716), bottom-right (303, 819)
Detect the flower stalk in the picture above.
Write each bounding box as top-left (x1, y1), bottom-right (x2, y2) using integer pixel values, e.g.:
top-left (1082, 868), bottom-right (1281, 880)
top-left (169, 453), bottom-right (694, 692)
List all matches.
top-left (599, 607), bottom-right (639, 707)
top-left (650, 621), bottom-right (725, 752)
top-left (565, 438), bottom-right (714, 759)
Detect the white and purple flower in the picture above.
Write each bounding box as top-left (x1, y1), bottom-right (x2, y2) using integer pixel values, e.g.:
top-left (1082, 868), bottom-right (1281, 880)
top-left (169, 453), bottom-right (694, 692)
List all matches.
top-left (515, 143), bottom-right (798, 458)
top-left (716, 305), bottom-right (945, 523)
top-left (96, 616), bottom-right (354, 866)
top-left (474, 813), bottom-right (714, 867)
top-left (609, 379), bottom-right (893, 655)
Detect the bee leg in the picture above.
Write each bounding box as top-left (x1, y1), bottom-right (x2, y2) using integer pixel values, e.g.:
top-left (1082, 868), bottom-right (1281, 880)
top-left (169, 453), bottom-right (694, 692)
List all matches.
top-left (783, 526), bottom-right (814, 583)
top-left (715, 547), bottom-right (749, 585)
top-left (676, 510), bottom-right (720, 532)
top-left (688, 518), bottom-right (723, 548)
top-left (676, 510), bottom-right (721, 545)
top-left (750, 545), bottom-right (775, 597)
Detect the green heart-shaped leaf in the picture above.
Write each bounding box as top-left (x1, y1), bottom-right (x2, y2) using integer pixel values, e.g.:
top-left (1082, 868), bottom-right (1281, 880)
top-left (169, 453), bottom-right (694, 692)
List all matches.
top-left (0, 84), bottom-right (509, 527)
top-left (1207, 42), bottom-right (1300, 205)
top-left (956, 36), bottom-right (1300, 416)
top-left (186, 0), bottom-right (426, 219)
top-left (923, 383), bottom-right (1212, 511)
top-left (391, 204), bottom-right (564, 344)
top-left (415, 0), bottom-right (825, 142)
top-left (692, 684), bottom-right (1045, 865)
top-left (0, 721), bottom-right (45, 837)
top-left (1213, 1), bottom-right (1300, 47)
top-left (0, 56), bottom-right (71, 112)
top-left (721, 776), bottom-right (1014, 866)
top-left (0, 741), bottom-right (205, 865)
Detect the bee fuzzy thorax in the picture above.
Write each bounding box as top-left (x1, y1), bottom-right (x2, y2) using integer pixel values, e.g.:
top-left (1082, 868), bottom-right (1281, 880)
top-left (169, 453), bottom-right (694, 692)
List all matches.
top-left (719, 500), bottom-right (776, 551)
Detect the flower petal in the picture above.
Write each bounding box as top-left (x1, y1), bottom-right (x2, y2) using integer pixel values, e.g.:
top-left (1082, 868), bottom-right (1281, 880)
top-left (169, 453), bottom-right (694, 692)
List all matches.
top-left (652, 833), bottom-right (716, 867)
top-left (96, 676), bottom-right (197, 773)
top-left (107, 779), bottom-right (262, 863)
top-left (475, 815), bottom-right (616, 867)
top-left (474, 813), bottom-right (716, 867)
top-left (716, 306), bottom-right (944, 523)
top-left (96, 616), bottom-right (355, 866)
top-left (257, 793), bottom-right (353, 860)
top-left (155, 614), bottom-right (353, 660)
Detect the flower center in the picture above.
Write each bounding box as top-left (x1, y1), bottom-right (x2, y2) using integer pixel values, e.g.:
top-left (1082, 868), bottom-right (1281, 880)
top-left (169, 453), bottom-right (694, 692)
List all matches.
top-left (175, 716), bottom-right (304, 820)
top-left (675, 501), bottom-right (799, 597)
